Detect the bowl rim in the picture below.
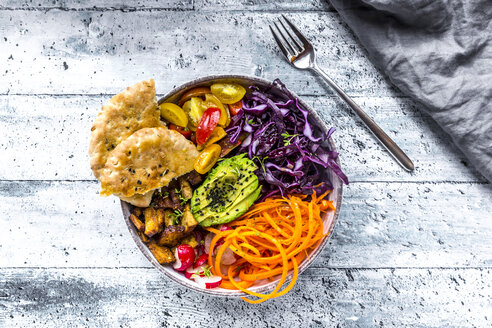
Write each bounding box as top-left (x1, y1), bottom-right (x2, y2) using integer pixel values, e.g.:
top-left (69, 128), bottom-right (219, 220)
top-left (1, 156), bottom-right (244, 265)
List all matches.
top-left (121, 74), bottom-right (344, 297)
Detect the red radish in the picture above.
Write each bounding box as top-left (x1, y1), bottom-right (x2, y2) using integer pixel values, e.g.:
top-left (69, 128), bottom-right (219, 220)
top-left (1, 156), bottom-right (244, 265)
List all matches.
top-left (194, 254), bottom-right (209, 268)
top-left (185, 266), bottom-right (202, 279)
top-left (194, 275), bottom-right (223, 289)
top-left (173, 244), bottom-right (195, 271)
top-left (185, 264), bottom-right (207, 279)
top-left (219, 225), bottom-right (232, 231)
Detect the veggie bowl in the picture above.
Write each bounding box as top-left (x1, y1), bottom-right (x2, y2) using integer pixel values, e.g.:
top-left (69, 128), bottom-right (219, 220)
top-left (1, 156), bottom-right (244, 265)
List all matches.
top-left (120, 75), bottom-right (344, 301)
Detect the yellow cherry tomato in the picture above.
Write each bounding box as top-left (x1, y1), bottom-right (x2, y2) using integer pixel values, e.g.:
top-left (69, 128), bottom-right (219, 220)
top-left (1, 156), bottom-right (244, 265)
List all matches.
top-left (159, 103), bottom-right (188, 127)
top-left (210, 83), bottom-right (246, 104)
top-left (182, 98), bottom-right (202, 129)
top-left (194, 144), bottom-right (222, 174)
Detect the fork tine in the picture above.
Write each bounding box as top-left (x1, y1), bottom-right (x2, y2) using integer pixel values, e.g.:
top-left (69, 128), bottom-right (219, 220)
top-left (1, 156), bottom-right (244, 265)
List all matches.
top-left (269, 25), bottom-right (293, 61)
top-left (281, 15), bottom-right (311, 48)
top-left (273, 21), bottom-right (298, 56)
top-left (278, 19), bottom-right (302, 52)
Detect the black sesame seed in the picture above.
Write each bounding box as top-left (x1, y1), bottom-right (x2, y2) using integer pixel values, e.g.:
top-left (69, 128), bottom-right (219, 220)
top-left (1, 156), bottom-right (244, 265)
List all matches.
top-left (137, 180), bottom-right (142, 185)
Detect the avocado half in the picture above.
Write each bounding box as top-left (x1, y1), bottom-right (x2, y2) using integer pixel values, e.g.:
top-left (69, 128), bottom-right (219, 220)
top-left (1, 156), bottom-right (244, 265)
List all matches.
top-left (190, 154), bottom-right (262, 227)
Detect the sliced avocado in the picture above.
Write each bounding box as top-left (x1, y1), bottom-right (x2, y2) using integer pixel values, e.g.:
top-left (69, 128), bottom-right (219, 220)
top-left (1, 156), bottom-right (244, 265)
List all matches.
top-left (199, 185), bottom-right (261, 227)
top-left (191, 154), bottom-right (262, 226)
top-left (195, 177), bottom-right (260, 226)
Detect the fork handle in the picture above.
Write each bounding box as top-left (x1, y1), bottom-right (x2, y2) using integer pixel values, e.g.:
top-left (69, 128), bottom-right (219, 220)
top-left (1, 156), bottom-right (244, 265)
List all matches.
top-left (311, 65), bottom-right (414, 172)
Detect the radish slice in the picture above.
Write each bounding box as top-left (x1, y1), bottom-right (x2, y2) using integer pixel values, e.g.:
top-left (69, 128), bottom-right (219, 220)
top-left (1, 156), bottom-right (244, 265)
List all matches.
top-left (194, 275), bottom-right (223, 289)
top-left (173, 244), bottom-right (195, 271)
top-left (185, 264), bottom-right (206, 279)
top-left (194, 254), bottom-right (209, 268)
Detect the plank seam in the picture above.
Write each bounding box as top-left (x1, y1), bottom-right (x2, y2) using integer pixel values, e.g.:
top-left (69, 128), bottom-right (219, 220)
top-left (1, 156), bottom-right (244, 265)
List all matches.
top-left (0, 6), bottom-right (195, 12)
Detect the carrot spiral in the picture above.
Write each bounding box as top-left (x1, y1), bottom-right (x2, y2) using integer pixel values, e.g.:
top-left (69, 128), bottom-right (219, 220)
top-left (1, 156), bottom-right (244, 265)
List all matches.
top-left (206, 191), bottom-right (335, 303)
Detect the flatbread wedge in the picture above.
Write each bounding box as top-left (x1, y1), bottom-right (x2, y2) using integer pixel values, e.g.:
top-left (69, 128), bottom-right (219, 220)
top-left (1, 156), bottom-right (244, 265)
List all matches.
top-left (99, 127), bottom-right (199, 197)
top-left (89, 79), bottom-right (161, 179)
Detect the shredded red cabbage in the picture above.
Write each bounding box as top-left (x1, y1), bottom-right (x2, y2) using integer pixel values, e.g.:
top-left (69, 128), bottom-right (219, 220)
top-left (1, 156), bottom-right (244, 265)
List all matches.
top-left (226, 79), bottom-right (348, 199)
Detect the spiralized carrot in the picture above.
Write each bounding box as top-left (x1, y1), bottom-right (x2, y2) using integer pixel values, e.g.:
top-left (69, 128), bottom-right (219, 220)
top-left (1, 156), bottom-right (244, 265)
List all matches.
top-left (206, 191), bottom-right (335, 303)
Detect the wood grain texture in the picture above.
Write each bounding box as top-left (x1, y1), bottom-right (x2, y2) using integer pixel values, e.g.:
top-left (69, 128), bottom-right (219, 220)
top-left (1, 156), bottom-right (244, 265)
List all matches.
top-left (196, 0), bottom-right (333, 11)
top-left (1, 181), bottom-right (490, 268)
top-left (0, 10), bottom-right (396, 97)
top-left (0, 95), bottom-right (486, 182)
top-left (0, 1), bottom-right (193, 10)
top-left (1, 1), bottom-right (331, 11)
top-left (1, 268), bottom-right (490, 327)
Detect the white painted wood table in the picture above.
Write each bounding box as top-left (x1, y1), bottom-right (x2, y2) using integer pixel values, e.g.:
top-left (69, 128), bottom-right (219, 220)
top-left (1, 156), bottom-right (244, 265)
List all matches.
top-left (1, 1), bottom-right (491, 327)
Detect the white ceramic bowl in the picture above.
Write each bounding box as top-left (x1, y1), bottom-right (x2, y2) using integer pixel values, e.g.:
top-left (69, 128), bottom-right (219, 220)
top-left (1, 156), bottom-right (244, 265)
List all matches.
top-left (121, 75), bottom-right (343, 297)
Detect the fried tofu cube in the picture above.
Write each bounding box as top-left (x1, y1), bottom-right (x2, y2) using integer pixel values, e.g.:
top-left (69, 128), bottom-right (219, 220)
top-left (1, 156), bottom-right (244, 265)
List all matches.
top-left (143, 208), bottom-right (164, 237)
top-left (155, 225), bottom-right (186, 247)
top-left (129, 214), bottom-right (145, 232)
top-left (163, 209), bottom-right (175, 227)
top-left (181, 205), bottom-right (198, 233)
top-left (180, 235), bottom-right (198, 248)
top-left (147, 241), bottom-right (175, 264)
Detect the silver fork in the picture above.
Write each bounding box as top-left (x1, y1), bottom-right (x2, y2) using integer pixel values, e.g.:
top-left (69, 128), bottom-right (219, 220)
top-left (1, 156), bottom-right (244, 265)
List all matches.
top-left (270, 15), bottom-right (414, 172)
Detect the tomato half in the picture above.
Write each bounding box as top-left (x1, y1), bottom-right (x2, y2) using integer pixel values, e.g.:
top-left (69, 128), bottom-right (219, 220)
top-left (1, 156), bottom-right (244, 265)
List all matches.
top-left (210, 83), bottom-right (246, 104)
top-left (228, 100), bottom-right (243, 116)
top-left (159, 103), bottom-right (188, 127)
top-left (168, 124), bottom-right (192, 139)
top-left (194, 144), bottom-right (222, 174)
top-left (196, 107), bottom-right (221, 145)
top-left (202, 94), bottom-right (230, 127)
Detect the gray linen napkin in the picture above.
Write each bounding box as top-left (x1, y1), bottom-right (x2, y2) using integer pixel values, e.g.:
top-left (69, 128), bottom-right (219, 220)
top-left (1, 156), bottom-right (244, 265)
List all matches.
top-left (329, 0), bottom-right (492, 181)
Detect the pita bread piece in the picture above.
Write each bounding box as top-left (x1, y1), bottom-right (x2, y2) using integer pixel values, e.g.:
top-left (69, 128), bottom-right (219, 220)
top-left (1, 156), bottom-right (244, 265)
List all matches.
top-left (99, 127), bottom-right (199, 197)
top-left (89, 79), bottom-right (161, 179)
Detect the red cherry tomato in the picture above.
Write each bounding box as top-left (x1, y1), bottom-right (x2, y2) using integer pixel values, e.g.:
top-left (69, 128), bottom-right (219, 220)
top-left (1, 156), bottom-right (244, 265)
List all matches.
top-left (196, 107), bottom-right (221, 145)
top-left (169, 124), bottom-right (192, 139)
top-left (228, 100), bottom-right (243, 116)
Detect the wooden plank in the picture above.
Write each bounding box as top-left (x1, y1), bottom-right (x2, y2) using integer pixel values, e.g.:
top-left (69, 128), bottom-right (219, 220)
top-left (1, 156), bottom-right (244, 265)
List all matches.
top-left (195, 1), bottom-right (333, 11)
top-left (0, 95), bottom-right (485, 182)
top-left (1, 268), bottom-right (490, 327)
top-left (0, 10), bottom-right (398, 97)
top-left (1, 181), bottom-right (490, 268)
top-left (1, 1), bottom-right (330, 11)
top-left (0, 1), bottom-right (193, 10)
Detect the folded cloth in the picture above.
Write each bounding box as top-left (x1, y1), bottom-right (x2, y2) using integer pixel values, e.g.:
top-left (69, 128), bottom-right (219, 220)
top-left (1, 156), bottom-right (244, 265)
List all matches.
top-left (329, 0), bottom-right (492, 181)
